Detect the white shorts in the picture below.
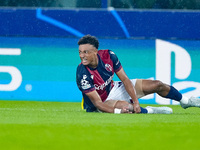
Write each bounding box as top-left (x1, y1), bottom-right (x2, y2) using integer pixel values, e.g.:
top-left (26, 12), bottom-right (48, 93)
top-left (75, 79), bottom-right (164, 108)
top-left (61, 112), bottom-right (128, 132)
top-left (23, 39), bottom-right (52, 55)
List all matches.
top-left (105, 79), bottom-right (144, 104)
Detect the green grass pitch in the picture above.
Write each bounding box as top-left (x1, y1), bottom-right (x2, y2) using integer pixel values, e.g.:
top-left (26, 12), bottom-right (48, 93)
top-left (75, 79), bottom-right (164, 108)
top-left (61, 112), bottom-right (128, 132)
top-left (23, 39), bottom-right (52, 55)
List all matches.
top-left (0, 101), bottom-right (199, 150)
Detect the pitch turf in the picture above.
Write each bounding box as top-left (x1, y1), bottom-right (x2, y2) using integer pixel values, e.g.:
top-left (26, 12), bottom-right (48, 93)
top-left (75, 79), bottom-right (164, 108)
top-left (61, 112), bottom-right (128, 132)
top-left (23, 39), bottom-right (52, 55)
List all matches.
top-left (0, 101), bottom-right (199, 150)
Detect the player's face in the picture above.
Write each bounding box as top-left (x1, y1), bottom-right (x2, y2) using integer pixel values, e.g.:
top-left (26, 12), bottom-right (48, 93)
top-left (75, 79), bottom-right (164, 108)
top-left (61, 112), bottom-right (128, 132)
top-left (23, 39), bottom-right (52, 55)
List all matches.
top-left (79, 44), bottom-right (98, 68)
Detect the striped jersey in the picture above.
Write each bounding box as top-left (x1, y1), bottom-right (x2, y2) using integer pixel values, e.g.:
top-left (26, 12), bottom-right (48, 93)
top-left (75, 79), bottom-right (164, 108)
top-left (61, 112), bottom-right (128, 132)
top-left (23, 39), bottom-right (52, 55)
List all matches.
top-left (76, 50), bottom-right (122, 112)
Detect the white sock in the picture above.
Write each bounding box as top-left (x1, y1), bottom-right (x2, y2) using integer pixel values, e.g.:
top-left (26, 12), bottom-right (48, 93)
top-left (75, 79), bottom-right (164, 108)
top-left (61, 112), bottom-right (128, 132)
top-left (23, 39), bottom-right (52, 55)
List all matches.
top-left (146, 107), bottom-right (153, 114)
top-left (180, 96), bottom-right (189, 104)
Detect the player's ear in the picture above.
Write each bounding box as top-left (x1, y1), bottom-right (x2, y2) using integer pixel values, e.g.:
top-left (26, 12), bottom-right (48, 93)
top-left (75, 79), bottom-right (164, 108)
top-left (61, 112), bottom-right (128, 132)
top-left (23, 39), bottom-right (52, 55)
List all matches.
top-left (94, 49), bottom-right (98, 54)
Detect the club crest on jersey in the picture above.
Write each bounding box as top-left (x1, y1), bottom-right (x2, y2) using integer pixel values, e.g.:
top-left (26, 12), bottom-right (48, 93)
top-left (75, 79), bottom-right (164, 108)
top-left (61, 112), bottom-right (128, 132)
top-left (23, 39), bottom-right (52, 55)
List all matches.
top-left (105, 64), bottom-right (112, 72)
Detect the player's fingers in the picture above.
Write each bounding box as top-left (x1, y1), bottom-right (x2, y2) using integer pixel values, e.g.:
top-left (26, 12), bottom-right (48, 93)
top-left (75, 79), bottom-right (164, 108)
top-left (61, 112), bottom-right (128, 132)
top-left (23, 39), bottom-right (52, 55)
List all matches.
top-left (134, 107), bottom-right (141, 113)
top-left (122, 108), bottom-right (131, 113)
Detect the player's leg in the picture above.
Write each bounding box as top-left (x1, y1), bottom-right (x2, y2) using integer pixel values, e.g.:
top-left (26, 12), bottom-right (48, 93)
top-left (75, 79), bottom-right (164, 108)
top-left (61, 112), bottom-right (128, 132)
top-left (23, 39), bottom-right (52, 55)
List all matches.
top-left (104, 81), bottom-right (149, 113)
top-left (113, 100), bottom-right (148, 113)
top-left (140, 79), bottom-right (200, 109)
top-left (141, 79), bottom-right (186, 102)
top-left (104, 100), bottom-right (172, 114)
top-left (104, 100), bottom-right (148, 113)
top-left (104, 79), bottom-right (173, 114)
top-left (141, 79), bottom-right (178, 99)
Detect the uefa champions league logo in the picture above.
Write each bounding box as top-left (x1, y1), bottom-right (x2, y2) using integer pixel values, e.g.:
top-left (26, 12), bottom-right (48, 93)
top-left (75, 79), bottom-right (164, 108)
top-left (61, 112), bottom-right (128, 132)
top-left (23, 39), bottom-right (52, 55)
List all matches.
top-left (81, 75), bottom-right (91, 90)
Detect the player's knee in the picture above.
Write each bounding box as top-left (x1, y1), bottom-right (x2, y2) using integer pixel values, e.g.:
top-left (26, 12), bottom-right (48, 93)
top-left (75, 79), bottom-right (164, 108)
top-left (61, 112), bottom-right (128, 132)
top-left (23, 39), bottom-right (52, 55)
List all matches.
top-left (154, 80), bottom-right (165, 92)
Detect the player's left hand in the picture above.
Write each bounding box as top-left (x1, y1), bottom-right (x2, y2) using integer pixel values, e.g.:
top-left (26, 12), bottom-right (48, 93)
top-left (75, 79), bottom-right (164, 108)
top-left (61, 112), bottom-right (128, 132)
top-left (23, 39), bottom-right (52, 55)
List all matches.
top-left (121, 105), bottom-right (132, 113)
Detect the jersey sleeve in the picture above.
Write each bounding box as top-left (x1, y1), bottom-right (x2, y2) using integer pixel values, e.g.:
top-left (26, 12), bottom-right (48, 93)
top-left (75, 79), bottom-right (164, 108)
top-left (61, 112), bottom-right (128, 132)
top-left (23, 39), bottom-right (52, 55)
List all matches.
top-left (76, 65), bottom-right (95, 94)
top-left (109, 50), bottom-right (122, 72)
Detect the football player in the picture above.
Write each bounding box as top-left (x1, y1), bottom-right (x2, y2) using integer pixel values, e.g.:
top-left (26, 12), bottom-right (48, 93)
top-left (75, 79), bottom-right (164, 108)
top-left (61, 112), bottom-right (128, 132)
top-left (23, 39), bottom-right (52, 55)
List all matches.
top-left (76, 35), bottom-right (200, 114)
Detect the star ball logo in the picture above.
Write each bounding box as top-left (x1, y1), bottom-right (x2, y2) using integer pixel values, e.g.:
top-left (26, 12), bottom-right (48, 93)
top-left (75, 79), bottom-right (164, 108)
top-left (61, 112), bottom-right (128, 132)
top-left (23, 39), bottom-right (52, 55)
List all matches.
top-left (81, 75), bottom-right (91, 90)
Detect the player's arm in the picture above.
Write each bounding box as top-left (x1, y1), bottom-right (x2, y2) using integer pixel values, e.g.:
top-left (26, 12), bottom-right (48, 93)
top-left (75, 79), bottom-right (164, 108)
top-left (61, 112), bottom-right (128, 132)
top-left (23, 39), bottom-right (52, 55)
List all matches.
top-left (86, 90), bottom-right (129, 113)
top-left (116, 67), bottom-right (141, 113)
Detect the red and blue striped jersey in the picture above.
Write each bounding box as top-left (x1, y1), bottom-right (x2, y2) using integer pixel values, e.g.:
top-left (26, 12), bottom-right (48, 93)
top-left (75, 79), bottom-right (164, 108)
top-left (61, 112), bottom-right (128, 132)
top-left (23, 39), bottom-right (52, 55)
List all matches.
top-left (76, 50), bottom-right (122, 112)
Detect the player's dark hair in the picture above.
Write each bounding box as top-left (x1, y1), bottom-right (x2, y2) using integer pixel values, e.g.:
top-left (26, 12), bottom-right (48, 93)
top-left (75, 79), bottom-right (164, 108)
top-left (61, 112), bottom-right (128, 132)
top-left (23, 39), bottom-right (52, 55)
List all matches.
top-left (78, 35), bottom-right (99, 49)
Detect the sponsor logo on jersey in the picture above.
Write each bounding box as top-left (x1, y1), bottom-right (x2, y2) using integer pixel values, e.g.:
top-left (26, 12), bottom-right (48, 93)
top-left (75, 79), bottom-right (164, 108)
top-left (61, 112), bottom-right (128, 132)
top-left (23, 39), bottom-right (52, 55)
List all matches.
top-left (94, 74), bottom-right (114, 90)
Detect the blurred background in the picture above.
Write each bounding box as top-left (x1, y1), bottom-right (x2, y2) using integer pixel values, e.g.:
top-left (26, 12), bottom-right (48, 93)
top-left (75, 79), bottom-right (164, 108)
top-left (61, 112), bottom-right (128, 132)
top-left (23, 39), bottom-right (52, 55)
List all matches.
top-left (0, 0), bottom-right (200, 9)
top-left (0, 0), bottom-right (200, 105)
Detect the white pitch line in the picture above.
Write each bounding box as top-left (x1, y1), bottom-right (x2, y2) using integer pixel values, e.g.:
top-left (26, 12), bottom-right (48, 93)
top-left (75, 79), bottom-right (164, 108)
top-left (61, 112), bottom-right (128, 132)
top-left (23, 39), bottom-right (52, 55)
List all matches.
top-left (0, 108), bottom-right (65, 112)
top-left (0, 108), bottom-right (46, 111)
top-left (0, 48), bottom-right (21, 55)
